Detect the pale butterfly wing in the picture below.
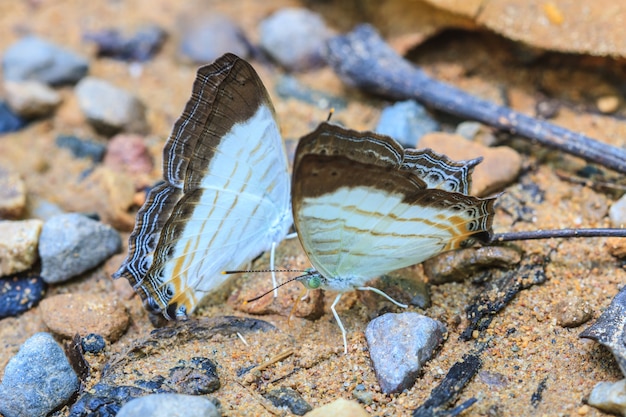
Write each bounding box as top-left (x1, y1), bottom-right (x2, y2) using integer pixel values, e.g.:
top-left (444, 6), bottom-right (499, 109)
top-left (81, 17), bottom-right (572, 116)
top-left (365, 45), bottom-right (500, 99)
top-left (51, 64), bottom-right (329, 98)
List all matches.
top-left (292, 122), bottom-right (495, 291)
top-left (114, 54), bottom-right (292, 319)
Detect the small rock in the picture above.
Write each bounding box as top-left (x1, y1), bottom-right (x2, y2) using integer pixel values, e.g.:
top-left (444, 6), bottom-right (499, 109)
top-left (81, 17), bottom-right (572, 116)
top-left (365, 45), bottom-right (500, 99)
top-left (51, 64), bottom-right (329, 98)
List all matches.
top-left (352, 385), bottom-right (373, 405)
top-left (104, 134), bottom-right (154, 175)
top-left (259, 8), bottom-right (332, 71)
top-left (0, 274), bottom-right (46, 318)
top-left (84, 24), bottom-right (167, 62)
top-left (2, 36), bottom-right (88, 85)
top-left (0, 170), bottom-right (26, 219)
top-left (419, 132), bottom-right (522, 196)
top-left (264, 387), bottom-right (312, 416)
top-left (365, 312), bottom-right (446, 394)
top-left (39, 292), bottom-right (130, 341)
top-left (81, 333), bottom-right (106, 354)
top-left (0, 332), bottom-right (79, 417)
top-left (56, 134), bottom-right (107, 162)
top-left (553, 296), bottom-right (593, 328)
top-left (597, 95), bottom-right (620, 114)
top-left (0, 219), bottom-right (43, 276)
top-left (178, 12), bottom-right (249, 63)
top-left (116, 393), bottom-right (220, 417)
top-left (535, 98), bottom-right (560, 119)
top-left (231, 270), bottom-right (324, 320)
top-left (609, 194), bottom-right (626, 228)
top-left (359, 267), bottom-right (430, 312)
top-left (75, 76), bottom-right (148, 135)
top-left (455, 121), bottom-right (497, 146)
top-left (606, 237), bottom-right (626, 259)
top-left (587, 379), bottom-right (626, 416)
top-left (275, 75), bottom-right (347, 110)
top-left (4, 80), bottom-right (62, 118)
top-left (29, 197), bottom-right (65, 221)
top-left (70, 383), bottom-right (156, 417)
top-left (166, 357), bottom-right (220, 395)
top-left (39, 213), bottom-right (121, 283)
top-left (375, 100), bottom-right (439, 148)
top-left (580, 286), bottom-right (626, 376)
top-left (423, 246), bottom-right (522, 284)
top-left (0, 101), bottom-right (27, 133)
top-left (306, 399), bottom-right (369, 417)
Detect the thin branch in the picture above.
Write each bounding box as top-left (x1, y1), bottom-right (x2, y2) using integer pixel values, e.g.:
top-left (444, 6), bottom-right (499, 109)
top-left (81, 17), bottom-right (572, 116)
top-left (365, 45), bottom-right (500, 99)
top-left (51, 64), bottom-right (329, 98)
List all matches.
top-left (490, 228), bottom-right (626, 243)
top-left (325, 25), bottom-right (626, 174)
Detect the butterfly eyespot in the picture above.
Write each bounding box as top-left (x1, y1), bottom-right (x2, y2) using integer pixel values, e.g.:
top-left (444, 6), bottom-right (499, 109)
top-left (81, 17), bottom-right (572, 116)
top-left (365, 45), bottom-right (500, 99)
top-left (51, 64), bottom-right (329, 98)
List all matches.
top-left (320, 149), bottom-right (327, 155)
top-left (165, 286), bottom-right (174, 298)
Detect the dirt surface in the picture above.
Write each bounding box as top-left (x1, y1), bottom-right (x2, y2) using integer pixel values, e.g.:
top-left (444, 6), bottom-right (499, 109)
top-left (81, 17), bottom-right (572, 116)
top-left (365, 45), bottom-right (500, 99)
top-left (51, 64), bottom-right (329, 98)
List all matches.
top-left (1, 1), bottom-right (626, 416)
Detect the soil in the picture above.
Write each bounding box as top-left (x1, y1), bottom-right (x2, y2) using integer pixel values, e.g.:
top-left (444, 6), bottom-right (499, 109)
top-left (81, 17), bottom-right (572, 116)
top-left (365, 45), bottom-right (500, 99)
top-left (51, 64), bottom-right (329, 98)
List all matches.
top-left (1, 1), bottom-right (626, 416)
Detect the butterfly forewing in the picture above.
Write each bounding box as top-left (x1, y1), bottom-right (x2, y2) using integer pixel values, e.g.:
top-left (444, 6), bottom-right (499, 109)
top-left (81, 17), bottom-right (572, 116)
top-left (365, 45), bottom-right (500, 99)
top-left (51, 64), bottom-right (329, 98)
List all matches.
top-left (115, 54), bottom-right (292, 319)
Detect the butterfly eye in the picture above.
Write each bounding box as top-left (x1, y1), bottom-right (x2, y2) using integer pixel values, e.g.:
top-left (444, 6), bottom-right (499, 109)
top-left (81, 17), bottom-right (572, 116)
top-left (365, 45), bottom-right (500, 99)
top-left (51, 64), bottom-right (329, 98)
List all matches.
top-left (306, 276), bottom-right (321, 289)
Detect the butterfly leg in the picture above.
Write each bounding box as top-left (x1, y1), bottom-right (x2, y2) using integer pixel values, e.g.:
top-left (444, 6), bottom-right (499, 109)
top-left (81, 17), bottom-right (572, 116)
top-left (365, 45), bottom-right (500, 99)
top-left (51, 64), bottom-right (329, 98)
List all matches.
top-left (356, 286), bottom-right (408, 309)
top-left (330, 293), bottom-right (348, 354)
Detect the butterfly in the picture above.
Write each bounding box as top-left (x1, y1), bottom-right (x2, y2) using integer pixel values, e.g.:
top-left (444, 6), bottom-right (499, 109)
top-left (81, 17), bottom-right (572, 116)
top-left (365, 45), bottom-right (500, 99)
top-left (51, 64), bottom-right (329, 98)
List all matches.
top-left (114, 53), bottom-right (293, 320)
top-left (291, 122), bottom-right (497, 352)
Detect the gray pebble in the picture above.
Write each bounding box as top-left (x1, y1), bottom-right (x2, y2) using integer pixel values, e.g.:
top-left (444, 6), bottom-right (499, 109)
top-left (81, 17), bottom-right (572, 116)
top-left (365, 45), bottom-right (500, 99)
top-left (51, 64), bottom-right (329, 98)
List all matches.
top-left (116, 393), bottom-right (220, 417)
top-left (610, 194), bottom-right (626, 228)
top-left (0, 101), bottom-right (26, 133)
top-left (264, 387), bottom-right (312, 415)
top-left (75, 76), bottom-right (148, 135)
top-left (587, 379), bottom-right (626, 416)
top-left (275, 75), bottom-right (346, 110)
top-left (39, 213), bottom-right (121, 284)
top-left (2, 36), bottom-right (88, 85)
top-left (178, 13), bottom-right (249, 63)
top-left (375, 100), bottom-right (439, 148)
top-left (0, 274), bottom-right (46, 319)
top-left (0, 332), bottom-right (79, 417)
top-left (4, 81), bottom-right (62, 119)
top-left (365, 312), bottom-right (446, 394)
top-left (259, 8), bottom-right (332, 71)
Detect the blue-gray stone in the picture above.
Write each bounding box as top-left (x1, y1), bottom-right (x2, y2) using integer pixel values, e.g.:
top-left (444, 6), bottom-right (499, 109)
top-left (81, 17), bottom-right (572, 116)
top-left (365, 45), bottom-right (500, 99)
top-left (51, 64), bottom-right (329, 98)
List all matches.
top-left (0, 275), bottom-right (46, 318)
top-left (264, 387), bottom-right (312, 415)
top-left (2, 36), bottom-right (88, 85)
top-left (178, 13), bottom-right (249, 64)
top-left (56, 134), bottom-right (106, 162)
top-left (39, 213), bottom-right (121, 284)
top-left (0, 102), bottom-right (26, 134)
top-left (0, 332), bottom-right (79, 417)
top-left (75, 77), bottom-right (148, 135)
top-left (366, 312), bottom-right (446, 394)
top-left (84, 25), bottom-right (167, 62)
top-left (259, 8), bottom-right (331, 71)
top-left (275, 75), bottom-right (346, 110)
top-left (375, 100), bottom-right (440, 148)
top-left (81, 333), bottom-right (106, 354)
top-left (116, 394), bottom-right (220, 417)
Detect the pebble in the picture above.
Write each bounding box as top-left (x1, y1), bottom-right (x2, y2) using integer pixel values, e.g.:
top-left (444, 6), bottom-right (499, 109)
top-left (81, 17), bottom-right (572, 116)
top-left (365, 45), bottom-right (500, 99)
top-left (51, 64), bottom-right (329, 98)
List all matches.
top-left (580, 286), bottom-right (626, 376)
top-left (365, 312), bottom-right (446, 394)
top-left (0, 274), bottom-right (46, 318)
top-left (81, 333), bottom-right (106, 353)
top-left (375, 100), bottom-right (440, 147)
top-left (69, 383), bottom-right (154, 417)
top-left (167, 357), bottom-right (220, 395)
top-left (419, 132), bottom-right (522, 196)
top-left (275, 75), bottom-right (347, 110)
top-left (264, 387), bottom-right (312, 415)
top-left (306, 399), bottom-right (369, 417)
top-left (84, 24), bottom-right (167, 62)
top-left (75, 76), bottom-right (148, 135)
top-left (4, 81), bottom-right (62, 118)
top-left (0, 332), bottom-right (79, 417)
top-left (178, 12), bottom-right (249, 63)
top-left (455, 121), bottom-right (497, 146)
top-left (56, 134), bottom-right (107, 162)
top-left (553, 296), bottom-right (593, 328)
top-left (103, 134), bottom-right (154, 175)
top-left (38, 213), bottom-right (121, 284)
top-left (359, 268), bottom-right (430, 311)
top-left (116, 393), bottom-right (220, 417)
top-left (39, 292), bottom-right (130, 341)
top-left (609, 194), bottom-right (626, 228)
top-left (0, 219), bottom-right (43, 276)
top-left (2, 36), bottom-right (88, 85)
top-left (597, 95), bottom-right (620, 114)
top-left (0, 101), bottom-right (27, 133)
top-left (587, 379), bottom-right (626, 416)
top-left (0, 170), bottom-right (26, 219)
top-left (259, 8), bottom-right (332, 71)
top-left (423, 246), bottom-right (522, 284)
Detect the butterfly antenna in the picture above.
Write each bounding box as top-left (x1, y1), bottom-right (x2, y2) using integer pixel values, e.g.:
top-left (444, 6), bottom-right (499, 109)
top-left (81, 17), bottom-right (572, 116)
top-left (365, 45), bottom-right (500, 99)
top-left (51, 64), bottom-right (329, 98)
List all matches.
top-left (222, 269), bottom-right (308, 274)
top-left (244, 272), bottom-right (311, 303)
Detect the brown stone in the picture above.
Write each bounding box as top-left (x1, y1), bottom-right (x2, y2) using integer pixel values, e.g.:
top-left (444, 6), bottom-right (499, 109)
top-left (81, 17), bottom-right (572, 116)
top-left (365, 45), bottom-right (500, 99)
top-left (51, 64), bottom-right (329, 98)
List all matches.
top-left (39, 293), bottom-right (130, 341)
top-left (104, 134), bottom-right (154, 176)
top-left (419, 132), bottom-right (522, 196)
top-left (0, 171), bottom-right (26, 219)
top-left (553, 296), bottom-right (593, 328)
